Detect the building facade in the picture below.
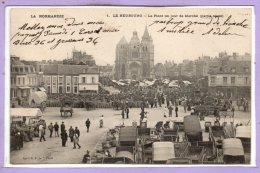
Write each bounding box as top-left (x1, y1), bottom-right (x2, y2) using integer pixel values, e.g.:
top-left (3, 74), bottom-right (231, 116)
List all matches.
top-left (115, 26), bottom-right (154, 80)
top-left (10, 56), bottom-right (38, 100)
top-left (208, 60), bottom-right (251, 99)
top-left (41, 64), bottom-right (99, 94)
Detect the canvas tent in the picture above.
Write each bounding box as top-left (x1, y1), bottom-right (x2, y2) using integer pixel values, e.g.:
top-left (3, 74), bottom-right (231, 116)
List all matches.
top-left (28, 91), bottom-right (47, 105)
top-left (10, 108), bottom-right (43, 117)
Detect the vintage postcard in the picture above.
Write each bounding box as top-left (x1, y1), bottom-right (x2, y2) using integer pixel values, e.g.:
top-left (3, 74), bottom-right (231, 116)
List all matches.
top-left (5, 6), bottom-right (254, 166)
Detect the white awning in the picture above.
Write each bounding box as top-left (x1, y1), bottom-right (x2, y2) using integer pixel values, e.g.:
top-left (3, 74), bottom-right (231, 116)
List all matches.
top-left (10, 108), bottom-right (43, 117)
top-left (183, 81), bottom-right (192, 85)
top-left (152, 142), bottom-right (175, 161)
top-left (38, 87), bottom-right (46, 92)
top-left (236, 126), bottom-right (251, 138)
top-left (168, 80), bottom-right (179, 87)
top-left (19, 86), bottom-right (31, 89)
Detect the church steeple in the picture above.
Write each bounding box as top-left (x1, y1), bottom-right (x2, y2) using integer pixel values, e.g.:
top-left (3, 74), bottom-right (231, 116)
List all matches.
top-left (142, 26), bottom-right (150, 39)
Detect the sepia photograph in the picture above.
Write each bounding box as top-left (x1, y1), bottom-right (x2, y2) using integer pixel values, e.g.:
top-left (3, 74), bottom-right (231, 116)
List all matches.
top-left (6, 6), bottom-right (254, 165)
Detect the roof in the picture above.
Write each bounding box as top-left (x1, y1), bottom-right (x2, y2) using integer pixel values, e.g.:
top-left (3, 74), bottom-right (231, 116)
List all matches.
top-left (43, 64), bottom-right (99, 75)
top-left (208, 60), bottom-right (251, 75)
top-left (223, 138), bottom-right (244, 156)
top-left (184, 116), bottom-right (201, 133)
top-left (119, 127), bottom-right (137, 142)
top-left (236, 126), bottom-right (251, 138)
top-left (152, 142), bottom-right (175, 161)
top-left (10, 108), bottom-right (42, 117)
top-left (118, 36), bottom-right (128, 45)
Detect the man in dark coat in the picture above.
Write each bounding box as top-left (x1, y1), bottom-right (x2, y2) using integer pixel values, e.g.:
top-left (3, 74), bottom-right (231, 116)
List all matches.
top-left (168, 105), bottom-right (173, 117)
top-left (74, 127), bottom-right (80, 137)
top-left (54, 122), bottom-right (59, 137)
top-left (68, 126), bottom-right (75, 142)
top-left (121, 109), bottom-right (125, 119)
top-left (16, 131), bottom-right (23, 150)
top-left (175, 106), bottom-right (179, 117)
top-left (125, 107), bottom-right (129, 119)
top-left (61, 130), bottom-right (68, 147)
top-left (48, 123), bottom-right (53, 138)
top-left (85, 118), bottom-right (91, 133)
top-left (60, 122), bottom-right (65, 132)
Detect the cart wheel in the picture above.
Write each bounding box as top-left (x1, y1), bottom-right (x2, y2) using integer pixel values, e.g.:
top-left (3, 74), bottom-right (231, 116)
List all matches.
top-left (201, 153), bottom-right (206, 164)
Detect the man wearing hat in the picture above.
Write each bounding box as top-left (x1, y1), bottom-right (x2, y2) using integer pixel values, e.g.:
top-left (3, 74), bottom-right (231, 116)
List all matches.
top-left (61, 129), bottom-right (68, 147)
top-left (60, 122), bottom-right (65, 132)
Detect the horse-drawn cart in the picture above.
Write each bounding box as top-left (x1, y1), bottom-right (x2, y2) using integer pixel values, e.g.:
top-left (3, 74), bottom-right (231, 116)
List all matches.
top-left (60, 99), bottom-right (73, 117)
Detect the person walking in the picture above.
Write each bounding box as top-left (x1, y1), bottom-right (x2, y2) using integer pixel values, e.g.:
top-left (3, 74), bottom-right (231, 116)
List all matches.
top-left (125, 107), bottom-right (129, 119)
top-left (183, 99), bottom-right (187, 113)
top-left (48, 122), bottom-right (53, 138)
top-left (154, 97), bottom-right (157, 108)
top-left (74, 127), bottom-right (80, 137)
top-left (60, 122), bottom-right (65, 132)
top-left (168, 105), bottom-right (173, 117)
top-left (121, 108), bottom-right (125, 119)
top-left (99, 115), bottom-right (104, 128)
top-left (15, 131), bottom-right (23, 150)
top-left (54, 122), bottom-right (59, 137)
top-left (61, 130), bottom-right (68, 147)
top-left (39, 125), bottom-right (46, 142)
top-left (73, 133), bottom-right (81, 149)
top-left (175, 106), bottom-right (179, 117)
top-left (85, 118), bottom-right (91, 133)
top-left (68, 126), bottom-right (75, 142)
top-left (166, 97), bottom-right (170, 107)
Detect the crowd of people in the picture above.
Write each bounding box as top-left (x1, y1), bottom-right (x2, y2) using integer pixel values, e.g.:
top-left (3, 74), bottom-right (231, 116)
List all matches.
top-left (36, 121), bottom-right (83, 148)
top-left (11, 118), bottom-right (97, 151)
top-left (10, 77), bottom-right (251, 164)
top-left (45, 81), bottom-right (250, 113)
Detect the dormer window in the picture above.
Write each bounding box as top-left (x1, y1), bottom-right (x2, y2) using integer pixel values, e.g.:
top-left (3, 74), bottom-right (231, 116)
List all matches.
top-left (231, 67), bottom-right (236, 73)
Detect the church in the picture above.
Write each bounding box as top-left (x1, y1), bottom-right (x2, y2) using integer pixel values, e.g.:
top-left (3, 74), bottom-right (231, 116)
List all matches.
top-left (114, 27), bottom-right (154, 80)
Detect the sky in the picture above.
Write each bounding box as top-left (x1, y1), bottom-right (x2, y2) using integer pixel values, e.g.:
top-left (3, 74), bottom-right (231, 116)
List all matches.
top-left (9, 7), bottom-right (252, 65)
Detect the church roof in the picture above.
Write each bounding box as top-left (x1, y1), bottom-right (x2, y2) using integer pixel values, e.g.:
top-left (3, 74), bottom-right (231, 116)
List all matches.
top-left (118, 36), bottom-right (128, 45)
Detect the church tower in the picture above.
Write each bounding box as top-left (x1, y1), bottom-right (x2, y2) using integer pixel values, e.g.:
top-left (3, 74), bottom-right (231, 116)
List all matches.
top-left (140, 26), bottom-right (154, 78)
top-left (115, 36), bottom-right (128, 80)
